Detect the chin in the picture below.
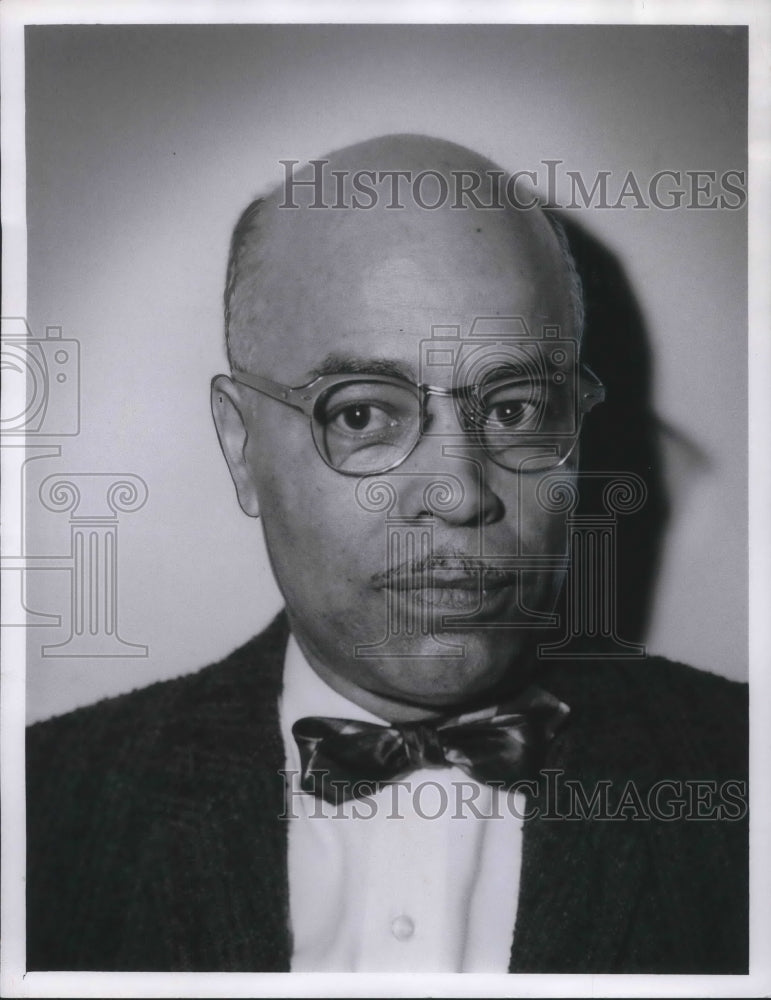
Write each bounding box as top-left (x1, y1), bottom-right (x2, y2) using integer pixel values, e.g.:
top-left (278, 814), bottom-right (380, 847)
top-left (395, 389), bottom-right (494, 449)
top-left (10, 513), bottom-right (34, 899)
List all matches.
top-left (370, 635), bottom-right (531, 709)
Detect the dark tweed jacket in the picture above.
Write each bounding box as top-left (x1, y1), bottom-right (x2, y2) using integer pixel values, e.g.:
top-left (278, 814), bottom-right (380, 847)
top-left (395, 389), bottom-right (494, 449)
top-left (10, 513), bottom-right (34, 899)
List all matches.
top-left (26, 612), bottom-right (748, 973)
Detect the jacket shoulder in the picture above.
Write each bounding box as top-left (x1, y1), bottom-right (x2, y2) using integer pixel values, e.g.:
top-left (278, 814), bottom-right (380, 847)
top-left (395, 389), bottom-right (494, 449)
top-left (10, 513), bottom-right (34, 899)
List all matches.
top-left (27, 611), bottom-right (288, 764)
top-left (26, 612), bottom-right (289, 971)
top-left (540, 654), bottom-right (747, 778)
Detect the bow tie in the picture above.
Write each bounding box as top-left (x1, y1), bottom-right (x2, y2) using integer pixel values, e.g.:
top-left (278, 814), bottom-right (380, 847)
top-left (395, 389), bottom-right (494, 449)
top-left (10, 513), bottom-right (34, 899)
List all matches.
top-left (292, 686), bottom-right (570, 804)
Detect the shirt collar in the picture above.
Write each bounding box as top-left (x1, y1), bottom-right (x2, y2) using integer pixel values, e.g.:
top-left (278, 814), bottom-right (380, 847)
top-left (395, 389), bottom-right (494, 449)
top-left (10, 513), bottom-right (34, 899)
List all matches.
top-left (280, 633), bottom-right (384, 771)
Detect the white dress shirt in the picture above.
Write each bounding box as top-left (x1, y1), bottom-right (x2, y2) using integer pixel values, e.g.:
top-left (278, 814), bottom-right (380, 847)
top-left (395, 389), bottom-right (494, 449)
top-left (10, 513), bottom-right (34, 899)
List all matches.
top-left (280, 635), bottom-right (525, 972)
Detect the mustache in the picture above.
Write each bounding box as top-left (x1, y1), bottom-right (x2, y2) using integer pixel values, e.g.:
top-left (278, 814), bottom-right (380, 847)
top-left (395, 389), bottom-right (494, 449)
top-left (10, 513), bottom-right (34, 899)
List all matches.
top-left (371, 549), bottom-right (519, 589)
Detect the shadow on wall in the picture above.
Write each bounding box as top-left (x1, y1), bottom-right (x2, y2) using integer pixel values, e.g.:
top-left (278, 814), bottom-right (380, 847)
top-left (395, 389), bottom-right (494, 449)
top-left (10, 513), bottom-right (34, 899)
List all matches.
top-left (557, 215), bottom-right (681, 649)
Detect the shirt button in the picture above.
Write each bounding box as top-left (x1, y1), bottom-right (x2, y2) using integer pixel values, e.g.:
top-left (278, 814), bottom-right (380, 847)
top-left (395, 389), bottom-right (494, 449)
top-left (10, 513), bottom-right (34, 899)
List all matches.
top-left (391, 915), bottom-right (415, 941)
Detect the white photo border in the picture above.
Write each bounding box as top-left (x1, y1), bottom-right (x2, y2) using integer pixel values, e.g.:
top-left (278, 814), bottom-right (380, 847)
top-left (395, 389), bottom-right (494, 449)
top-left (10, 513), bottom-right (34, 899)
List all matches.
top-left (2, 1), bottom-right (769, 997)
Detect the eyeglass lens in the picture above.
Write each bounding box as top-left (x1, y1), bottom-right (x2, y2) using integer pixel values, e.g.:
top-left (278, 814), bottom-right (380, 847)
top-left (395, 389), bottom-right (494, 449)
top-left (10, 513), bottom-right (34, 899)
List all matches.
top-left (314, 375), bottom-right (582, 474)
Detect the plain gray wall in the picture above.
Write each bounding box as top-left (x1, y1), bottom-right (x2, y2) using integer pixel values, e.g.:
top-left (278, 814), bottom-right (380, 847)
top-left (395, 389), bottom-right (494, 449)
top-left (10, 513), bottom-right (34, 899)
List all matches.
top-left (22, 24), bottom-right (747, 722)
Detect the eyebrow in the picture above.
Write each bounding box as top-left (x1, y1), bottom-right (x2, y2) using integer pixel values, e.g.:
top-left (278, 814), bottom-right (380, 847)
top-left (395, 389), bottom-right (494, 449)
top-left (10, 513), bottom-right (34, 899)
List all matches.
top-left (307, 353), bottom-right (417, 382)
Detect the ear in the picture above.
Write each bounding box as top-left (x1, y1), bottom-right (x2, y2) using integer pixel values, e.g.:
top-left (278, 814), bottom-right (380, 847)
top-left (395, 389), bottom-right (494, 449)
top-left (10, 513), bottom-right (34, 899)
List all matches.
top-left (211, 374), bottom-right (260, 517)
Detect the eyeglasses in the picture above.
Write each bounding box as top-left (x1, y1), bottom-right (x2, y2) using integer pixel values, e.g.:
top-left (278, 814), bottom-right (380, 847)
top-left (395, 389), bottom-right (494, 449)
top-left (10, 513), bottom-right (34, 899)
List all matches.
top-left (232, 365), bottom-right (605, 477)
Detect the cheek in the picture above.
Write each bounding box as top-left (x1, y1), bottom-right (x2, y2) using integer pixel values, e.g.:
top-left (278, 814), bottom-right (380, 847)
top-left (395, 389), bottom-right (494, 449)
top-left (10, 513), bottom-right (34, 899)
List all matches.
top-left (525, 506), bottom-right (570, 555)
top-left (495, 474), bottom-right (571, 555)
top-left (246, 414), bottom-right (319, 518)
top-left (249, 438), bottom-right (378, 583)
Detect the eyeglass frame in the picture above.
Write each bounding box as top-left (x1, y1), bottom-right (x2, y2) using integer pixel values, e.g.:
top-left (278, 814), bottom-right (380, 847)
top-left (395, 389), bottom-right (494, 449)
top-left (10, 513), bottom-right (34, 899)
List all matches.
top-left (229, 364), bottom-right (606, 477)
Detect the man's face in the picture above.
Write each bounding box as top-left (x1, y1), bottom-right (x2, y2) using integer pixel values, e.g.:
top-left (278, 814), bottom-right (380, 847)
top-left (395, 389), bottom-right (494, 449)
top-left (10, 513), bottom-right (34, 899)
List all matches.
top-left (216, 187), bottom-right (576, 720)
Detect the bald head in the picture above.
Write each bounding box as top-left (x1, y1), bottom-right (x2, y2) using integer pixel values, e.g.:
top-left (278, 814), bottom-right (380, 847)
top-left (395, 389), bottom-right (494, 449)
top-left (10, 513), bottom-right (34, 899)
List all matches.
top-left (224, 134), bottom-right (583, 375)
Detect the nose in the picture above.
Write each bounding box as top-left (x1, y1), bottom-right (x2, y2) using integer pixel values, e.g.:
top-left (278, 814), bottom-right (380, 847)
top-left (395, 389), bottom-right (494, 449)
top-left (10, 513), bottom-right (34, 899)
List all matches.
top-left (391, 394), bottom-right (504, 526)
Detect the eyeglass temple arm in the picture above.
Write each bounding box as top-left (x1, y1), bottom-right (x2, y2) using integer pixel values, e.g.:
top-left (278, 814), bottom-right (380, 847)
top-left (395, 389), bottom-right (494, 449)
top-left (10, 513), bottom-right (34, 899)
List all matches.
top-left (579, 364), bottom-right (606, 411)
top-left (233, 371), bottom-right (316, 416)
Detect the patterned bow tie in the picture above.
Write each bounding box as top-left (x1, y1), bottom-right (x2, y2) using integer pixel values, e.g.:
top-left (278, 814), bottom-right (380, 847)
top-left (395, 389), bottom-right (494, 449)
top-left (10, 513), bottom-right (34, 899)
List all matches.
top-left (292, 686), bottom-right (569, 804)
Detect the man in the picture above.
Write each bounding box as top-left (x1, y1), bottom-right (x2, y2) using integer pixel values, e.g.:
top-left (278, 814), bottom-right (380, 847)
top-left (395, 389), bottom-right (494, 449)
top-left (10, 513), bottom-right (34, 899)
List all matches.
top-left (26, 135), bottom-right (747, 973)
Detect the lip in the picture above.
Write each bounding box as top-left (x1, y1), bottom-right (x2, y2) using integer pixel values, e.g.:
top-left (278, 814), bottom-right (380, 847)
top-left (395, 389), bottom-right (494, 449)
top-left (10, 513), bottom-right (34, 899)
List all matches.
top-left (385, 570), bottom-right (519, 613)
top-left (385, 568), bottom-right (518, 590)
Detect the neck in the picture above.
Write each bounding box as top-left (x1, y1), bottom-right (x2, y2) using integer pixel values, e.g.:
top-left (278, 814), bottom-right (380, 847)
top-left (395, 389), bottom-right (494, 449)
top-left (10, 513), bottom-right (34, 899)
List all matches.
top-left (290, 628), bottom-right (537, 725)
top-left (305, 654), bottom-right (447, 723)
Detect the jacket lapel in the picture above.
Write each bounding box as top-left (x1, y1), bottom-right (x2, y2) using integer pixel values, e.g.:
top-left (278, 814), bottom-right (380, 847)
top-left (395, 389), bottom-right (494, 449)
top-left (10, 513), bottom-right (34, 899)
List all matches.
top-left (217, 614), bottom-right (293, 970)
top-left (151, 613), bottom-right (293, 971)
top-left (509, 727), bottom-right (650, 971)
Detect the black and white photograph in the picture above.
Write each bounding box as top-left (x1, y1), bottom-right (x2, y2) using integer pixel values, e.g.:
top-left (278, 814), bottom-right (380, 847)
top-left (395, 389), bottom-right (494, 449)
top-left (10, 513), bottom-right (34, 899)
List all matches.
top-left (1, 1), bottom-right (769, 996)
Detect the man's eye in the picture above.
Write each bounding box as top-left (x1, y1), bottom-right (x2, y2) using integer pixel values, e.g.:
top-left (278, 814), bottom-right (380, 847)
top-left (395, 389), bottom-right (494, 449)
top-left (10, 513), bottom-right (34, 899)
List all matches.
top-left (328, 402), bottom-right (396, 435)
top-left (486, 401), bottom-right (530, 427)
top-left (339, 404), bottom-right (373, 431)
top-left (481, 397), bottom-right (539, 430)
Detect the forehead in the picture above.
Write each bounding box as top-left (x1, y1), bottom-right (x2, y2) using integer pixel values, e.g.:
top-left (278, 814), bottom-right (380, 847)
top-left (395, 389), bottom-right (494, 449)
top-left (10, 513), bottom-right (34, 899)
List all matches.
top-left (232, 197), bottom-right (570, 382)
